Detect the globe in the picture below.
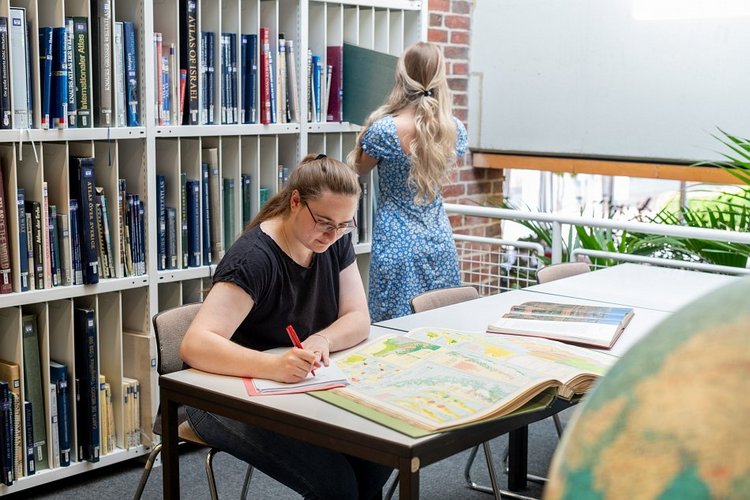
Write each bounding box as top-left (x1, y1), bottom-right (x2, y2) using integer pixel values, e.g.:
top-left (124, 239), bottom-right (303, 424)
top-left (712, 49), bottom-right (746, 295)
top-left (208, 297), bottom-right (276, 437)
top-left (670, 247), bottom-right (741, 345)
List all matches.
top-left (545, 276), bottom-right (750, 499)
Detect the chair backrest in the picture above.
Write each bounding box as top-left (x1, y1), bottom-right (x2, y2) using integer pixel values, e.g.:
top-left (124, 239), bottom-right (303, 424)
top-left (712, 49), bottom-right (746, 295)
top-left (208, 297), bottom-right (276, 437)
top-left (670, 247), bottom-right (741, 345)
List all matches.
top-left (152, 302), bottom-right (202, 376)
top-left (410, 285), bottom-right (480, 313)
top-left (536, 262), bottom-right (591, 284)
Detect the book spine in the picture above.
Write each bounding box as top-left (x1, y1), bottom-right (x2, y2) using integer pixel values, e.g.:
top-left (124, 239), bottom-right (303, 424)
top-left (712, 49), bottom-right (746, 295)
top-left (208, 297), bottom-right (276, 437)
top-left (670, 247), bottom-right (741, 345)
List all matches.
top-left (0, 17), bottom-right (11, 129)
top-left (65, 18), bottom-right (77, 127)
top-left (267, 35), bottom-right (276, 124)
top-left (41, 183), bottom-right (52, 288)
top-left (9, 8), bottom-right (30, 129)
top-left (94, 188), bottom-right (108, 279)
top-left (51, 27), bottom-right (68, 129)
top-left (241, 174), bottom-right (251, 226)
top-left (240, 34), bottom-right (248, 124)
top-left (95, 0), bottom-right (113, 126)
top-left (117, 179), bottom-right (128, 277)
top-left (74, 307), bottom-right (99, 463)
top-left (38, 27), bottom-right (54, 129)
top-left (154, 32), bottom-right (162, 125)
top-left (123, 21), bottom-right (139, 126)
top-left (22, 401), bottom-right (33, 475)
top-left (22, 314), bottom-right (47, 471)
top-left (248, 34), bottom-right (257, 124)
top-left (200, 163), bottom-right (211, 265)
top-left (277, 34), bottom-right (287, 124)
top-left (48, 204), bottom-right (59, 287)
top-left (7, 391), bottom-right (21, 480)
top-left (223, 177), bottom-right (235, 251)
top-left (0, 381), bottom-right (13, 484)
top-left (0, 166), bottom-right (11, 293)
top-left (26, 201), bottom-right (44, 290)
top-left (57, 212), bottom-right (72, 287)
top-left (16, 189), bottom-right (29, 291)
top-left (286, 39), bottom-right (298, 123)
top-left (259, 27), bottom-right (270, 124)
top-left (71, 158), bottom-right (100, 284)
top-left (47, 383), bottom-right (59, 469)
top-left (180, 173), bottom-right (188, 268)
top-left (166, 206), bottom-right (177, 269)
top-left (73, 17), bottom-right (92, 128)
top-left (161, 55), bottom-right (170, 125)
top-left (200, 31), bottom-right (208, 124)
top-left (186, 180), bottom-right (200, 267)
top-left (326, 45), bottom-right (343, 122)
top-left (69, 199), bottom-right (83, 285)
top-left (181, 0), bottom-right (198, 124)
top-left (156, 175), bottom-right (166, 270)
top-left (112, 22), bottom-right (126, 127)
top-left (50, 364), bottom-right (71, 467)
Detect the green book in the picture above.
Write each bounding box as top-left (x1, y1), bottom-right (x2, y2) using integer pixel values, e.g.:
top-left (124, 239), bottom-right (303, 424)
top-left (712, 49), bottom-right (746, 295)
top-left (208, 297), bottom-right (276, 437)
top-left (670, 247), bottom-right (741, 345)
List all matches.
top-left (342, 44), bottom-right (397, 125)
top-left (223, 177), bottom-right (235, 250)
top-left (241, 174), bottom-right (252, 227)
top-left (22, 314), bottom-right (47, 471)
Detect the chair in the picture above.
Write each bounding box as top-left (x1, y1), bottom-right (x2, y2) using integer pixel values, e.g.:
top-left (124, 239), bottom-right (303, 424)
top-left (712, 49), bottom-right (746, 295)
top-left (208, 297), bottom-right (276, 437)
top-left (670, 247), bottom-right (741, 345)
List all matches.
top-left (409, 285), bottom-right (480, 313)
top-left (536, 262), bottom-right (591, 284)
top-left (133, 303), bottom-right (254, 500)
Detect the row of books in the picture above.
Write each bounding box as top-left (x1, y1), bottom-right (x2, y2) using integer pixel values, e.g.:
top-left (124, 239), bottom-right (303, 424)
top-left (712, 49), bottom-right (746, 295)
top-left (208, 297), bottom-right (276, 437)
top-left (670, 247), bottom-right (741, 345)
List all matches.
top-left (0, 4), bottom-right (140, 130)
top-left (0, 158), bottom-right (146, 295)
top-left (0, 312), bottom-right (142, 485)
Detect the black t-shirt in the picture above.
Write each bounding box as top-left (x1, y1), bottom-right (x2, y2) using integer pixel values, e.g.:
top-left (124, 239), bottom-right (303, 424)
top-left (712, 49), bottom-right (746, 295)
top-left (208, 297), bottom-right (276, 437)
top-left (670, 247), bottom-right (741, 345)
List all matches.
top-left (212, 224), bottom-right (356, 351)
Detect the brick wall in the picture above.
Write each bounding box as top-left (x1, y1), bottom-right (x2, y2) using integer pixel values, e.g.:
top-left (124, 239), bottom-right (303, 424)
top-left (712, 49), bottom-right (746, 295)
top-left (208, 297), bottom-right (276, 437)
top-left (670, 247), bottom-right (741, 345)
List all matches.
top-left (429, 0), bottom-right (503, 238)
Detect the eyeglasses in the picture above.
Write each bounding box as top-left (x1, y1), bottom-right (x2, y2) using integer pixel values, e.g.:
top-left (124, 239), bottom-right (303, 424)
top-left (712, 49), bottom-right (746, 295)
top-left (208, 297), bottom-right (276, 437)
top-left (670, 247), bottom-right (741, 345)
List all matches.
top-left (305, 204), bottom-right (357, 235)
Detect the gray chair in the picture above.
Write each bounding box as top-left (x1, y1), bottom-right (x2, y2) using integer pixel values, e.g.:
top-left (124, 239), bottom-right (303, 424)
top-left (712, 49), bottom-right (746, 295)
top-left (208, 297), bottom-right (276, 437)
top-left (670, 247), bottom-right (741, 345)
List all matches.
top-left (133, 303), bottom-right (254, 500)
top-left (409, 285), bottom-right (480, 313)
top-left (536, 262), bottom-right (591, 284)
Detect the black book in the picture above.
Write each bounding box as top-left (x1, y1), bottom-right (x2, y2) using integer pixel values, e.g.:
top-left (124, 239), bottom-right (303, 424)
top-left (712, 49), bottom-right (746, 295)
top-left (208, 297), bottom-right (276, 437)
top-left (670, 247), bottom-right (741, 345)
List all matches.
top-left (186, 180), bottom-right (200, 267)
top-left (166, 206), bottom-right (177, 270)
top-left (24, 200), bottom-right (44, 290)
top-left (180, 0), bottom-right (198, 124)
top-left (73, 307), bottom-right (99, 463)
top-left (69, 157), bottom-right (99, 284)
top-left (0, 380), bottom-right (13, 485)
top-left (49, 361), bottom-right (70, 467)
top-left (200, 163), bottom-right (211, 265)
top-left (23, 400), bottom-right (33, 475)
top-left (0, 17), bottom-right (11, 129)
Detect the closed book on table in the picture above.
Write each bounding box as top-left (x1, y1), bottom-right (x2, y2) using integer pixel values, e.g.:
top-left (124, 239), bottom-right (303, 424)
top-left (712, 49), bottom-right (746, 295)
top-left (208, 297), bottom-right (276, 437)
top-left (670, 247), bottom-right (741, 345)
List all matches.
top-left (22, 314), bottom-right (47, 471)
top-left (73, 307), bottom-right (99, 462)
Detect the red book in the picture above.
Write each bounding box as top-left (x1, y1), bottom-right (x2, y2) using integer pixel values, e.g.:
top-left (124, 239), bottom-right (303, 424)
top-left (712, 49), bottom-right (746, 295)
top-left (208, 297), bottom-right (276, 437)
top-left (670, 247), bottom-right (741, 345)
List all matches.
top-left (259, 27), bottom-right (272, 124)
top-left (326, 46), bottom-right (343, 122)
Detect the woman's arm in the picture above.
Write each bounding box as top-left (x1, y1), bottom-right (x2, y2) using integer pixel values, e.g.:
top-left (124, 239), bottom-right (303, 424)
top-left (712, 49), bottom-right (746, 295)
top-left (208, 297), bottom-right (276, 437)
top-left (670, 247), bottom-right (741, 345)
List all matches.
top-left (353, 150), bottom-right (378, 175)
top-left (302, 260), bottom-right (370, 364)
top-left (180, 282), bottom-right (317, 382)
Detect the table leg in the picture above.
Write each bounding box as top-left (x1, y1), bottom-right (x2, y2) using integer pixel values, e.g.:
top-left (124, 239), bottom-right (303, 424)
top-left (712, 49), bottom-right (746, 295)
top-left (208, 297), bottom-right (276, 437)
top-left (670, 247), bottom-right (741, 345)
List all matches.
top-left (507, 425), bottom-right (528, 491)
top-left (161, 392), bottom-right (180, 499)
top-left (398, 459), bottom-right (419, 499)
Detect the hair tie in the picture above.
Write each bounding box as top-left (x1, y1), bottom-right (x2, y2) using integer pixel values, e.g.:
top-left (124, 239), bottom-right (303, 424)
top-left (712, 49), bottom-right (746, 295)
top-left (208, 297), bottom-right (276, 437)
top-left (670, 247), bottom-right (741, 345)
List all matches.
top-left (315, 153), bottom-right (327, 160)
top-left (422, 90), bottom-right (433, 97)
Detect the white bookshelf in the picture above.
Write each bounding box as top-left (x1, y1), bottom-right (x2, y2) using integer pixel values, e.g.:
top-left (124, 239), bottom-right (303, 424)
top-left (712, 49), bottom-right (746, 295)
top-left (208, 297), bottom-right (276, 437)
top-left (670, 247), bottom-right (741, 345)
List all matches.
top-left (0, 0), bottom-right (424, 494)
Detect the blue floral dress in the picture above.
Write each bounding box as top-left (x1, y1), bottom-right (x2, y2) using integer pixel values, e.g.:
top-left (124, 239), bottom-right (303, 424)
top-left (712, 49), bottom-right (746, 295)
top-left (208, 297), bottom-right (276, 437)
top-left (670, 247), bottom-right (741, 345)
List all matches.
top-left (361, 115), bottom-right (468, 322)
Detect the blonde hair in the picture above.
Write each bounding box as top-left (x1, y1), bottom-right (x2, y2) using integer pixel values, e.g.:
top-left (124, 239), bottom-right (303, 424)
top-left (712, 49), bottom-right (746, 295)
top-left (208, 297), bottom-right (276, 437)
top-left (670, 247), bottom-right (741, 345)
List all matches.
top-left (349, 41), bottom-right (457, 204)
top-left (248, 154), bottom-right (361, 229)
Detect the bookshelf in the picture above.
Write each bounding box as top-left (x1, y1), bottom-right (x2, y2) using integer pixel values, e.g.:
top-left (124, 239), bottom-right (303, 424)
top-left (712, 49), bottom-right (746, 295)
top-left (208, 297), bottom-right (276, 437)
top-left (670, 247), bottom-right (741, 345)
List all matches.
top-left (0, 0), bottom-right (425, 494)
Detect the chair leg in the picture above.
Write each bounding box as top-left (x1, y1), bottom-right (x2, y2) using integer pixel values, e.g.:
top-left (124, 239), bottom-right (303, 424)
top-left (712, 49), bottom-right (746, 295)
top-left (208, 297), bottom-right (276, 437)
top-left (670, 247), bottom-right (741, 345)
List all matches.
top-left (133, 443), bottom-right (162, 500)
top-left (205, 448), bottom-right (220, 500)
top-left (553, 414), bottom-right (564, 437)
top-left (240, 464), bottom-right (255, 499)
top-left (383, 470), bottom-right (399, 500)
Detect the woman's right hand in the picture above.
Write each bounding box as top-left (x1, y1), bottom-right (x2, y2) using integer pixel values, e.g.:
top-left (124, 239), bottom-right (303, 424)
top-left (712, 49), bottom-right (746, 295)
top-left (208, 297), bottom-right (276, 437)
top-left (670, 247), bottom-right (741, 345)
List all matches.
top-left (275, 348), bottom-right (320, 383)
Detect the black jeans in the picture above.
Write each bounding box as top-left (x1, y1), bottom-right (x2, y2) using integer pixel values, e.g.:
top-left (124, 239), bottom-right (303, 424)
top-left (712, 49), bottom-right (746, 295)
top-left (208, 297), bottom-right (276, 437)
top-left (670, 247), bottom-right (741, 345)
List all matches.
top-left (186, 406), bottom-right (393, 499)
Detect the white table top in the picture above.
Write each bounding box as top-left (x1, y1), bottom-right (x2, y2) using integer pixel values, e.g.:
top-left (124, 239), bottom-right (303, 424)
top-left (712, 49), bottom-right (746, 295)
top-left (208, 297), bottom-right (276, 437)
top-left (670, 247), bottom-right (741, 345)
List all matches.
top-left (375, 288), bottom-right (670, 358)
top-left (526, 263), bottom-right (740, 313)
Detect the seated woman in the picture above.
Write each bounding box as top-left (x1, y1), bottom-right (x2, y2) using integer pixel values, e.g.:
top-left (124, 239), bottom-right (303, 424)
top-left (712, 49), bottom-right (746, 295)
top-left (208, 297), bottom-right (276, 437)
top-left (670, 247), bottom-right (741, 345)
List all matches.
top-left (180, 154), bottom-right (393, 499)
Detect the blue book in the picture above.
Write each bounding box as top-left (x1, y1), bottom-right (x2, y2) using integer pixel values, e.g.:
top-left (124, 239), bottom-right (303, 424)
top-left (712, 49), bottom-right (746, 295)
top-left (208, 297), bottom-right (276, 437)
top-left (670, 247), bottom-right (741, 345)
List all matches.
top-left (69, 157), bottom-right (99, 284)
top-left (73, 307), bottom-right (99, 463)
top-left (240, 34), bottom-right (248, 123)
top-left (312, 55), bottom-right (321, 122)
top-left (268, 43), bottom-right (276, 124)
top-left (49, 361), bottom-right (70, 467)
top-left (69, 199), bottom-right (83, 285)
top-left (156, 175), bottom-right (166, 270)
top-left (122, 21), bottom-right (139, 126)
top-left (50, 26), bottom-right (67, 128)
top-left (229, 33), bottom-right (237, 124)
top-left (64, 18), bottom-right (76, 127)
top-left (17, 188), bottom-right (29, 291)
top-left (186, 180), bottom-right (201, 267)
top-left (161, 54), bottom-right (170, 125)
top-left (200, 163), bottom-right (211, 265)
top-left (23, 401), bottom-right (33, 475)
top-left (38, 26), bottom-right (53, 129)
top-left (204, 31), bottom-right (215, 124)
top-left (137, 197), bottom-right (145, 274)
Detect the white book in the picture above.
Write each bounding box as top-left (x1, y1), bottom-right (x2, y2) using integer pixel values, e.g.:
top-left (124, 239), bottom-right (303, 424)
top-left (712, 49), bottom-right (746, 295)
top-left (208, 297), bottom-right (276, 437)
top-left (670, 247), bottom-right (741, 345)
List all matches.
top-left (9, 7), bottom-right (30, 129)
top-left (49, 383), bottom-right (60, 469)
top-left (42, 182), bottom-right (52, 289)
top-left (285, 40), bottom-right (299, 122)
top-left (112, 22), bottom-right (127, 127)
top-left (57, 213), bottom-right (72, 286)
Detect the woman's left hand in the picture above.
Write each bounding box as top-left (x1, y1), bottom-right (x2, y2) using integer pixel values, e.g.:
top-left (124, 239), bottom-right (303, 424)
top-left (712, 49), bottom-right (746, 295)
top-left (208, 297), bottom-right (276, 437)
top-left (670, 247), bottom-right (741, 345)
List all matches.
top-left (302, 333), bottom-right (331, 367)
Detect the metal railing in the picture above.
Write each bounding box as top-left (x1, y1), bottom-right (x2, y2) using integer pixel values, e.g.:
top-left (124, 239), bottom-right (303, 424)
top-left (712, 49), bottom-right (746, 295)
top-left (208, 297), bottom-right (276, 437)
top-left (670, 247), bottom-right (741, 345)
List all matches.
top-left (448, 203), bottom-right (750, 293)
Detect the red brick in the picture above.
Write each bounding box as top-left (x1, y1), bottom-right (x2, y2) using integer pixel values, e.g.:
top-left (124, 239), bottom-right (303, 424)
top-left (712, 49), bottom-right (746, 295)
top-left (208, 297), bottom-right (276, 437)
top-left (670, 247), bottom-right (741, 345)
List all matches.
top-left (443, 45), bottom-right (469, 60)
top-left (448, 78), bottom-right (467, 91)
top-left (451, 31), bottom-right (470, 45)
top-left (454, 108), bottom-right (468, 122)
top-left (430, 13), bottom-right (443, 27)
top-left (445, 15), bottom-right (470, 30)
top-left (428, 29), bottom-right (448, 43)
top-left (452, 1), bottom-right (472, 14)
top-left (459, 167), bottom-right (480, 182)
top-left (484, 168), bottom-right (505, 180)
top-left (442, 183), bottom-right (466, 197)
top-left (429, 0), bottom-right (451, 12)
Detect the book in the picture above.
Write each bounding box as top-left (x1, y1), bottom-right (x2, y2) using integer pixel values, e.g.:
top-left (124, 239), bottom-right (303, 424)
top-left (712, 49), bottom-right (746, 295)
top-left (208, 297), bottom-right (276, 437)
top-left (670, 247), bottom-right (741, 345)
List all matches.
top-left (486, 301), bottom-right (635, 349)
top-left (342, 43), bottom-right (397, 125)
top-left (92, 0), bottom-right (113, 127)
top-left (202, 148), bottom-right (222, 261)
top-left (156, 175), bottom-right (166, 270)
top-left (0, 165), bottom-right (11, 293)
top-left (122, 330), bottom-right (157, 446)
top-left (70, 157), bottom-right (99, 284)
top-left (0, 17), bottom-right (11, 129)
top-left (0, 380), bottom-right (13, 484)
top-left (180, 0), bottom-right (198, 125)
top-left (38, 26), bottom-right (54, 129)
top-left (223, 177), bottom-right (235, 251)
top-left (73, 307), bottom-right (100, 463)
top-left (243, 348), bottom-right (349, 396)
top-left (22, 400), bottom-right (33, 475)
top-left (285, 39), bottom-right (298, 122)
top-left (0, 360), bottom-right (22, 479)
top-left (317, 327), bottom-right (615, 434)
top-left (65, 17), bottom-right (77, 127)
top-left (123, 21), bottom-right (139, 126)
top-left (22, 314), bottom-right (47, 471)
top-left (16, 189), bottom-right (29, 291)
top-left (47, 382), bottom-right (59, 468)
top-left (72, 17), bottom-right (92, 128)
top-left (112, 21), bottom-right (126, 127)
top-left (9, 8), bottom-right (31, 129)
top-left (25, 200), bottom-right (44, 290)
top-left (200, 163), bottom-right (211, 265)
top-left (326, 45), bottom-right (343, 122)
top-left (259, 27), bottom-right (271, 124)
top-left (49, 361), bottom-right (71, 467)
top-left (51, 26), bottom-right (68, 129)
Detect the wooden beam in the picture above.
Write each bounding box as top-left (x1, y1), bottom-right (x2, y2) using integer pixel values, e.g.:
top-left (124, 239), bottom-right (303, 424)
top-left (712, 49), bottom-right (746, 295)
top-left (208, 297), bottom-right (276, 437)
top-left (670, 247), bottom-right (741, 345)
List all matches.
top-left (472, 152), bottom-right (742, 184)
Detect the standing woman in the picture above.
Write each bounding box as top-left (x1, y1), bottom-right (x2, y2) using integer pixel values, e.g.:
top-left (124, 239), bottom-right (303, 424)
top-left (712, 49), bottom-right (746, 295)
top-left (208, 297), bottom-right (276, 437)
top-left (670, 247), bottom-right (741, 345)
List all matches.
top-left (180, 154), bottom-right (393, 499)
top-left (349, 41), bottom-right (468, 322)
